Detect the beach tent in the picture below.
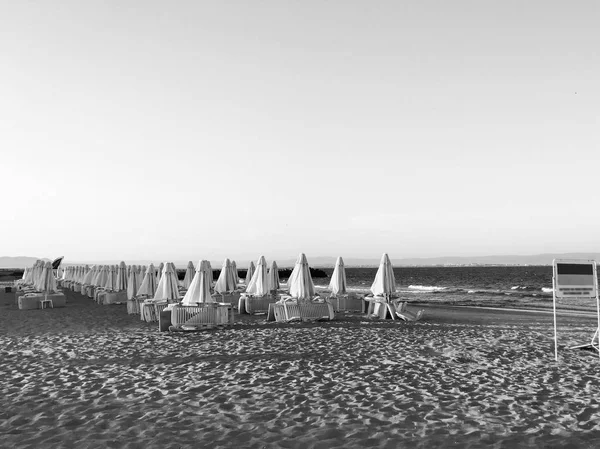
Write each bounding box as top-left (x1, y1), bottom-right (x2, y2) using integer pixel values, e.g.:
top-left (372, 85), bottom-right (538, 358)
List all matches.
top-left (215, 258), bottom-right (237, 294)
top-left (153, 262), bottom-right (180, 301)
top-left (371, 253), bottom-right (396, 298)
top-left (246, 256), bottom-right (269, 296)
top-left (181, 261), bottom-right (195, 289)
top-left (245, 261), bottom-right (255, 286)
top-left (288, 253), bottom-right (316, 301)
top-left (267, 261), bottom-right (280, 292)
top-left (329, 257), bottom-right (347, 296)
top-left (181, 260), bottom-right (215, 305)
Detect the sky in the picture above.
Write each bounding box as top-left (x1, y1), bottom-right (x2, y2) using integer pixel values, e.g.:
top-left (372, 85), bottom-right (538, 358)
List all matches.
top-left (1, 0), bottom-right (598, 264)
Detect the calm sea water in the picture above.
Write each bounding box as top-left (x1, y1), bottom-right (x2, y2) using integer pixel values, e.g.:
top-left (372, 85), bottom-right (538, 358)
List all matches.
top-left (311, 266), bottom-right (565, 299)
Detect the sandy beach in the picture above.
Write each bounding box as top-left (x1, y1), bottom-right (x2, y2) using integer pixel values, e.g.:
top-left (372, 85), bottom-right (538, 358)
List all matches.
top-left (2, 287), bottom-right (600, 448)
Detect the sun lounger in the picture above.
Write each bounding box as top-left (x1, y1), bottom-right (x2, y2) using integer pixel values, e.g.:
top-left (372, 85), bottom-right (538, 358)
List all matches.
top-left (218, 291), bottom-right (242, 307)
top-left (395, 308), bottom-right (425, 322)
top-left (103, 290), bottom-right (127, 305)
top-left (329, 293), bottom-right (364, 313)
top-left (127, 295), bottom-right (148, 315)
top-left (18, 292), bottom-right (66, 310)
top-left (268, 297), bottom-right (335, 322)
top-left (169, 303), bottom-right (234, 331)
top-left (239, 293), bottom-right (278, 314)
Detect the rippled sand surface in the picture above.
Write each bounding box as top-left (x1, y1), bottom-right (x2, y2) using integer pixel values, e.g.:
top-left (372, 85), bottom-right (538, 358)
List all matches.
top-left (2, 289), bottom-right (600, 448)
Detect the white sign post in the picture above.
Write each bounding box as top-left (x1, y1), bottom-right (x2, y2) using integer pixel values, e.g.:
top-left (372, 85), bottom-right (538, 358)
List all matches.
top-left (552, 259), bottom-right (600, 361)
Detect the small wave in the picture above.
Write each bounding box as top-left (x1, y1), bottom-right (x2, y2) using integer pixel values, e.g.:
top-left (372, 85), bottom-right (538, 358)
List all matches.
top-left (408, 285), bottom-right (448, 292)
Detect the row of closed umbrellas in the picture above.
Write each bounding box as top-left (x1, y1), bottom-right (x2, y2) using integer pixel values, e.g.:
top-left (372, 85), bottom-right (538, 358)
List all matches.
top-left (21, 253), bottom-right (398, 301)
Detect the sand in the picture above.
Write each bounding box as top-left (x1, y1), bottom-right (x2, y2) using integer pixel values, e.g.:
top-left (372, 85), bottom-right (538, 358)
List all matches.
top-left (2, 287), bottom-right (600, 448)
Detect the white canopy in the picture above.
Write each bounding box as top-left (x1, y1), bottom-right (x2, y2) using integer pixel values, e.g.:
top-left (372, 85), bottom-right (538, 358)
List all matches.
top-left (246, 256), bottom-right (269, 296)
top-left (329, 256), bottom-right (347, 296)
top-left (288, 253), bottom-right (315, 300)
top-left (370, 253), bottom-right (396, 297)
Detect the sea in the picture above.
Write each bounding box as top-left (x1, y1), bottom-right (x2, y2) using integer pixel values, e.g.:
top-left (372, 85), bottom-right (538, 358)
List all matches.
top-left (311, 266), bottom-right (566, 303)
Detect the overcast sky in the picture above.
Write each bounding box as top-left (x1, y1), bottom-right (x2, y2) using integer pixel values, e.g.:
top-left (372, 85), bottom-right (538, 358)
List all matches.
top-left (1, 1), bottom-right (598, 264)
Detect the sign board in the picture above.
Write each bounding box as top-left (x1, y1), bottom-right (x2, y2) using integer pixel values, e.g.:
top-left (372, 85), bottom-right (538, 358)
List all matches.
top-left (554, 260), bottom-right (596, 298)
top-left (552, 259), bottom-right (600, 361)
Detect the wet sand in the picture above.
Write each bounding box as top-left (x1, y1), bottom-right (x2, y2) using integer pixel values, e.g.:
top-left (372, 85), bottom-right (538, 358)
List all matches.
top-left (2, 287), bottom-right (600, 448)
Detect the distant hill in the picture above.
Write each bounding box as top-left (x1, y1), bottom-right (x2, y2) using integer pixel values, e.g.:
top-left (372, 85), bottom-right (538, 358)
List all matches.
top-left (0, 256), bottom-right (51, 268)
top-left (3, 253), bottom-right (600, 268)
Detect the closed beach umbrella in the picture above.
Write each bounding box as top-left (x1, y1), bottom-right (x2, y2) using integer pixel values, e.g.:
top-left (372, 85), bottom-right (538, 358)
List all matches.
top-left (215, 258), bottom-right (237, 294)
top-left (115, 261), bottom-right (128, 292)
top-left (245, 261), bottom-right (255, 285)
top-left (24, 267), bottom-right (34, 285)
top-left (181, 260), bottom-right (215, 305)
top-left (231, 260), bottom-right (239, 285)
top-left (203, 260), bottom-right (213, 290)
top-left (34, 261), bottom-right (46, 291)
top-left (370, 253), bottom-right (396, 297)
top-left (182, 261), bottom-right (195, 289)
top-left (137, 263), bottom-right (158, 297)
top-left (82, 265), bottom-right (96, 285)
top-left (288, 253), bottom-right (315, 301)
top-left (267, 260), bottom-right (280, 292)
top-left (95, 265), bottom-right (109, 288)
top-left (104, 265), bottom-right (117, 291)
top-left (127, 265), bottom-right (139, 299)
top-left (246, 256), bottom-right (269, 296)
top-left (157, 262), bottom-right (164, 282)
top-left (39, 261), bottom-right (58, 296)
top-left (153, 262), bottom-right (180, 301)
top-left (329, 256), bottom-right (347, 296)
top-left (137, 265), bottom-right (144, 290)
